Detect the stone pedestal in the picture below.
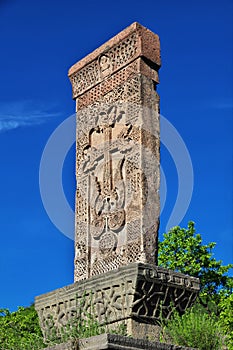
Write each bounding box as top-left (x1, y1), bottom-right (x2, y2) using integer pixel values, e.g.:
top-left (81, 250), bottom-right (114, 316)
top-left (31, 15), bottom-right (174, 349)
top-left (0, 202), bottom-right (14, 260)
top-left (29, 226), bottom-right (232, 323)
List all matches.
top-left (35, 263), bottom-right (199, 342)
top-left (43, 334), bottom-right (197, 350)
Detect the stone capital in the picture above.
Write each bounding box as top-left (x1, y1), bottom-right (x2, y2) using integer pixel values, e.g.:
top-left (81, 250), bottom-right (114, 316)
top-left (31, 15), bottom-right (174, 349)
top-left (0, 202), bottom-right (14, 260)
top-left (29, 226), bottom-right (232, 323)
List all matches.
top-left (68, 22), bottom-right (161, 99)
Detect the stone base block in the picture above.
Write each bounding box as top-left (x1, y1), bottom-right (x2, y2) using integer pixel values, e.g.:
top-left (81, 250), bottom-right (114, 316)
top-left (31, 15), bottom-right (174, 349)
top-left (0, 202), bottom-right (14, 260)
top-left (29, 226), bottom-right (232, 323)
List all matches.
top-left (45, 341), bottom-right (76, 350)
top-left (35, 263), bottom-right (199, 342)
top-left (44, 334), bottom-right (197, 350)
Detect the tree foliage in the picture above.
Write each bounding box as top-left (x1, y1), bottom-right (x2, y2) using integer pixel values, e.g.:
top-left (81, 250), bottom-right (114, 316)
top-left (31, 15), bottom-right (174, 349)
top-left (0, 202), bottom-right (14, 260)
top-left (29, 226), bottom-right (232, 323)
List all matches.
top-left (159, 222), bottom-right (233, 349)
top-left (158, 221), bottom-right (233, 297)
top-left (0, 305), bottom-right (44, 350)
top-left (218, 293), bottom-right (233, 348)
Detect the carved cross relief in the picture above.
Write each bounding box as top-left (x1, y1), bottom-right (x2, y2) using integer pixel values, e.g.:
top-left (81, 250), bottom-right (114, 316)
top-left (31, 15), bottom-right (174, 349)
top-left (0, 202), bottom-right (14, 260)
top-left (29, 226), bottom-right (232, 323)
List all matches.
top-left (70, 23), bottom-right (161, 280)
top-left (76, 104), bottom-right (144, 272)
top-left (89, 106), bottom-right (127, 255)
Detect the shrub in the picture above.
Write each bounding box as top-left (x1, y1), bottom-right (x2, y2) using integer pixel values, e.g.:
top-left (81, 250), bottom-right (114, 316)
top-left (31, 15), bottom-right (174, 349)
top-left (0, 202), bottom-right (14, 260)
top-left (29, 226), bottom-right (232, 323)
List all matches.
top-left (160, 304), bottom-right (225, 350)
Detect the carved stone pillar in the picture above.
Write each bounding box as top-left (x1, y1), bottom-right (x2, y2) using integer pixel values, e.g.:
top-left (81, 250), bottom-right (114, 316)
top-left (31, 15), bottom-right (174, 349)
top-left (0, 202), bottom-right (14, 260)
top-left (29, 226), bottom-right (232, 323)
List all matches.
top-left (35, 23), bottom-right (200, 347)
top-left (68, 22), bottom-right (161, 281)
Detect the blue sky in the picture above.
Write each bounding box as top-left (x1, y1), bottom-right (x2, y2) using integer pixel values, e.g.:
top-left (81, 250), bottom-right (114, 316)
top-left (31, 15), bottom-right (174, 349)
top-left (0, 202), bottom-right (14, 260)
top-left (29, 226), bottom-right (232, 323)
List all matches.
top-left (0, 0), bottom-right (232, 311)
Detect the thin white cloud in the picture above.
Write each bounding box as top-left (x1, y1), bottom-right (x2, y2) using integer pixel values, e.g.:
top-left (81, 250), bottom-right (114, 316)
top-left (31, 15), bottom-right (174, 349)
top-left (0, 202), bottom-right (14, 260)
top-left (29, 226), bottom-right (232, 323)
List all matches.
top-left (204, 98), bottom-right (233, 111)
top-left (0, 101), bottom-right (60, 133)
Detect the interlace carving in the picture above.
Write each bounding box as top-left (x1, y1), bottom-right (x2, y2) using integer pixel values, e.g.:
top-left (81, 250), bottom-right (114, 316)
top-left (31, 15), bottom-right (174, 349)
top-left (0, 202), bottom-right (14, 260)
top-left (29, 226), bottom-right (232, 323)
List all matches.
top-left (70, 32), bottom-right (137, 98)
top-left (35, 24), bottom-right (201, 348)
top-left (35, 263), bottom-right (199, 341)
top-left (75, 75), bottom-right (159, 280)
top-left (71, 26), bottom-right (160, 281)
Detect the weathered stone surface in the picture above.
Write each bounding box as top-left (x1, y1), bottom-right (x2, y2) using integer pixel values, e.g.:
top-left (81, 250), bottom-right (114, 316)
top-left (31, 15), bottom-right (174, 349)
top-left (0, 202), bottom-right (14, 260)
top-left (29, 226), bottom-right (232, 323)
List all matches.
top-left (43, 334), bottom-right (197, 350)
top-left (79, 334), bottom-right (197, 350)
top-left (70, 22), bottom-right (161, 282)
top-left (68, 22), bottom-right (160, 99)
top-left (45, 341), bottom-right (77, 350)
top-left (35, 22), bottom-right (200, 349)
top-left (35, 263), bottom-right (199, 342)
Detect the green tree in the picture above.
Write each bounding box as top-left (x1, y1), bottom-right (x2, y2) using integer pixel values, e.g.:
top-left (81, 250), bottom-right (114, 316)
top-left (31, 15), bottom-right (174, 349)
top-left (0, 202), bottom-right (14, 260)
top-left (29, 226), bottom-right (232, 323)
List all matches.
top-left (218, 292), bottom-right (233, 349)
top-left (0, 305), bottom-right (45, 350)
top-left (158, 221), bottom-right (232, 298)
top-left (159, 223), bottom-right (233, 349)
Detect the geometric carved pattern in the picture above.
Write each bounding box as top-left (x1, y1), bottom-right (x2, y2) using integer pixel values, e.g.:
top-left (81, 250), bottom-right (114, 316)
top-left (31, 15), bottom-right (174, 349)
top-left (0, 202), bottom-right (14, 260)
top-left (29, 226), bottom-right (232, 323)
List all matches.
top-left (35, 263), bottom-right (200, 342)
top-left (69, 22), bottom-right (161, 282)
top-left (35, 24), bottom-right (200, 348)
top-left (74, 83), bottom-right (160, 280)
top-left (76, 60), bottom-right (139, 110)
top-left (69, 32), bottom-right (137, 99)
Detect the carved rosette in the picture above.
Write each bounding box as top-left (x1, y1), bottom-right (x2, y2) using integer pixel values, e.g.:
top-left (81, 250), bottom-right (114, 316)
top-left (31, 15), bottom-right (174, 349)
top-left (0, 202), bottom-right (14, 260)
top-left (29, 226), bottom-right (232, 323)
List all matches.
top-left (70, 23), bottom-right (161, 281)
top-left (34, 24), bottom-right (201, 347)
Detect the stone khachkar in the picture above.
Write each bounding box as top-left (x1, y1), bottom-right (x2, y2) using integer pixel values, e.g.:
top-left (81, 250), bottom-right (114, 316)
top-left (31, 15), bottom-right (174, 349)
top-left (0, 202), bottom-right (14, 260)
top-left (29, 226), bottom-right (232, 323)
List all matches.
top-left (35, 23), bottom-right (199, 348)
top-left (71, 21), bottom-right (161, 280)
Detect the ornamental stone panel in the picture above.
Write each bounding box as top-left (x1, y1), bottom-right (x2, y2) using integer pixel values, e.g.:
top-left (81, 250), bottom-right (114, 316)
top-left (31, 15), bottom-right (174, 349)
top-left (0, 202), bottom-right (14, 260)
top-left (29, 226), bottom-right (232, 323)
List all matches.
top-left (68, 22), bottom-right (161, 281)
top-left (35, 263), bottom-right (199, 342)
